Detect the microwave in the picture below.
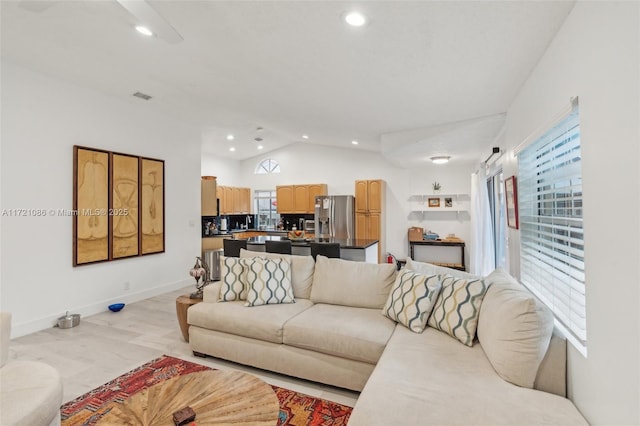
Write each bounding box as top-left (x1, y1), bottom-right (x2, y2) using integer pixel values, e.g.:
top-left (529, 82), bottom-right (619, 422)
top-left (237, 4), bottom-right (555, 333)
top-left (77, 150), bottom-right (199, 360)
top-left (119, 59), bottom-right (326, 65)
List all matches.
top-left (304, 219), bottom-right (315, 232)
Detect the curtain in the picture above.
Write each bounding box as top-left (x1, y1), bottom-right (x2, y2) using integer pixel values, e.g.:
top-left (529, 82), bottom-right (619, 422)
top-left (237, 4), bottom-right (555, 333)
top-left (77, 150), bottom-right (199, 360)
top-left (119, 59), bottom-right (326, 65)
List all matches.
top-left (470, 165), bottom-right (495, 275)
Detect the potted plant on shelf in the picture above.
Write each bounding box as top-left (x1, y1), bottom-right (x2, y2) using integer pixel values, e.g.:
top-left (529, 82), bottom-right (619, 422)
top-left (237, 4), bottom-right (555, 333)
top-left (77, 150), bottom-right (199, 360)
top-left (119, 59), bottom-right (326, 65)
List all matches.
top-left (432, 182), bottom-right (441, 194)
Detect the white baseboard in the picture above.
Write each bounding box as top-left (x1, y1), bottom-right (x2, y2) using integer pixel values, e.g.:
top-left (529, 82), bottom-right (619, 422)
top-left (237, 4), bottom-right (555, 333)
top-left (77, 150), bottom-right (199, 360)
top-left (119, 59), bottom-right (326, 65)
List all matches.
top-left (10, 279), bottom-right (192, 338)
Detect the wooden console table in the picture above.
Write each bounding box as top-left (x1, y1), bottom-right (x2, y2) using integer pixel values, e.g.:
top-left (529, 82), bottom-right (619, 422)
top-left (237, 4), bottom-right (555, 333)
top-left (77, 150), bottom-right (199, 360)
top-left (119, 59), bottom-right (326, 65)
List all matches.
top-left (176, 295), bottom-right (202, 342)
top-left (409, 240), bottom-right (466, 271)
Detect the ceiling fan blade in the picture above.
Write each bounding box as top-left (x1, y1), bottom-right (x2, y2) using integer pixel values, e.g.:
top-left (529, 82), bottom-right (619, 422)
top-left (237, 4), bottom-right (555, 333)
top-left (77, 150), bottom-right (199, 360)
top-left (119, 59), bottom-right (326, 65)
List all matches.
top-left (115, 0), bottom-right (183, 44)
top-left (18, 0), bottom-right (59, 13)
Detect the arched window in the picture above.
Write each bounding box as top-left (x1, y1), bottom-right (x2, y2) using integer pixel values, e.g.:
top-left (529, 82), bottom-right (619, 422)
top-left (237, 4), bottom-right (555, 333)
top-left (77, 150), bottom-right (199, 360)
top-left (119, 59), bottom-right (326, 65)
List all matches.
top-left (255, 159), bottom-right (281, 174)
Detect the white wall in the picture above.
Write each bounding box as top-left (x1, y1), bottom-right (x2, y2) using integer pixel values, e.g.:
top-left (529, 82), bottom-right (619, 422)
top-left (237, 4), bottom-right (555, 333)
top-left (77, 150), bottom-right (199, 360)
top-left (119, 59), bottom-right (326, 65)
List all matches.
top-left (202, 142), bottom-right (475, 259)
top-left (0, 62), bottom-right (202, 337)
top-left (201, 152), bottom-right (240, 186)
top-left (496, 2), bottom-right (639, 424)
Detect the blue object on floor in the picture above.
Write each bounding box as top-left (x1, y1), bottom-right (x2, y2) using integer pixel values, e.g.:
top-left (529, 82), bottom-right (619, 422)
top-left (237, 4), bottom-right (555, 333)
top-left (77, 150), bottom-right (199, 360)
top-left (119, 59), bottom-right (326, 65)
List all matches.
top-left (108, 303), bottom-right (125, 312)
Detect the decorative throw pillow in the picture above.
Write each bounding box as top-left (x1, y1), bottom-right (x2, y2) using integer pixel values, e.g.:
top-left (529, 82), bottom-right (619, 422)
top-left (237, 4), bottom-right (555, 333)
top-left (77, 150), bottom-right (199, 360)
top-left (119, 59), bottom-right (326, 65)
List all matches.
top-left (382, 270), bottom-right (442, 333)
top-left (245, 257), bottom-right (295, 307)
top-left (218, 256), bottom-right (248, 301)
top-left (428, 274), bottom-right (490, 346)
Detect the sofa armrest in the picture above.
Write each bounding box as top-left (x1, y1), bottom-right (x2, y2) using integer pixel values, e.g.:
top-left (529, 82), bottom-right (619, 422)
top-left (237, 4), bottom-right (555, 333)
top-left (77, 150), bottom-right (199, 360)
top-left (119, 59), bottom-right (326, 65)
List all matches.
top-left (203, 281), bottom-right (221, 303)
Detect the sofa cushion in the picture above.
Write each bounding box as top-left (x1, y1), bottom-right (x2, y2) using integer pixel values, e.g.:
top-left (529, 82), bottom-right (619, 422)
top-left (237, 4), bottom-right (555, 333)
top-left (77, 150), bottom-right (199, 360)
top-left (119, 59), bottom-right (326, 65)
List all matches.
top-left (244, 257), bottom-right (295, 307)
top-left (405, 258), bottom-right (479, 280)
top-left (428, 274), bottom-right (489, 346)
top-left (188, 298), bottom-right (314, 344)
top-left (240, 249), bottom-right (314, 299)
top-left (382, 270), bottom-right (442, 333)
top-left (219, 256), bottom-right (249, 301)
top-left (477, 268), bottom-right (554, 389)
top-left (283, 304), bottom-right (396, 364)
top-left (349, 326), bottom-right (587, 426)
top-left (310, 256), bottom-right (397, 309)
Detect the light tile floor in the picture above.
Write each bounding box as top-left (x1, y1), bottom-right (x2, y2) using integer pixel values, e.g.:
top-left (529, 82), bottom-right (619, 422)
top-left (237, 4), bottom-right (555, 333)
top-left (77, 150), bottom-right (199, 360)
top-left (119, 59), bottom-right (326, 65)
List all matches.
top-left (8, 286), bottom-right (359, 407)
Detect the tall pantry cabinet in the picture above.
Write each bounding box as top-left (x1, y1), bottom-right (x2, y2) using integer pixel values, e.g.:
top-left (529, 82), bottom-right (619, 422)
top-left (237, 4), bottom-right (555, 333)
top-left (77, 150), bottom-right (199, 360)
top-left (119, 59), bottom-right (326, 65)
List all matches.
top-left (355, 179), bottom-right (385, 263)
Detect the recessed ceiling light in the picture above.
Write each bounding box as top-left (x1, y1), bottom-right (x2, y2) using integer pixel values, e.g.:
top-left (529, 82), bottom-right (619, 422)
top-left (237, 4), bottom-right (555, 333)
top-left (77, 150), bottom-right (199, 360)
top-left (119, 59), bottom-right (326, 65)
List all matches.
top-left (351, 140), bottom-right (359, 145)
top-left (257, 145), bottom-right (264, 150)
top-left (302, 134), bottom-right (309, 140)
top-left (229, 147), bottom-right (236, 152)
top-left (135, 25), bottom-right (153, 36)
top-left (226, 134), bottom-right (234, 141)
top-left (431, 156), bottom-right (451, 164)
top-left (344, 11), bottom-right (366, 27)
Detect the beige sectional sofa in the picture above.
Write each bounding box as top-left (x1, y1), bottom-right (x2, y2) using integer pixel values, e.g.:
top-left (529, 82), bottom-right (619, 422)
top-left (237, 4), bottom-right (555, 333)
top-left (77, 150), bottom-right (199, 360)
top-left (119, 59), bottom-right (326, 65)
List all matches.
top-left (187, 250), bottom-right (587, 425)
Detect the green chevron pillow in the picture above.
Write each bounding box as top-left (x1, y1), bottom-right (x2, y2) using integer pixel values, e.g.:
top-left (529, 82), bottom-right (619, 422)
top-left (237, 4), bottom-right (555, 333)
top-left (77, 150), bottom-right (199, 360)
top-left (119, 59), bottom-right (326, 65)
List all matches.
top-left (245, 257), bottom-right (295, 307)
top-left (218, 256), bottom-right (249, 301)
top-left (382, 270), bottom-right (443, 333)
top-left (428, 274), bottom-right (490, 346)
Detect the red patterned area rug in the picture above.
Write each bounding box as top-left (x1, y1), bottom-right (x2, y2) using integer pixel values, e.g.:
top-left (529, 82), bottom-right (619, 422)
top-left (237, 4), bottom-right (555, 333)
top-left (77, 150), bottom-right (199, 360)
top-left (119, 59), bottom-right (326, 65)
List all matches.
top-left (60, 355), bottom-right (352, 426)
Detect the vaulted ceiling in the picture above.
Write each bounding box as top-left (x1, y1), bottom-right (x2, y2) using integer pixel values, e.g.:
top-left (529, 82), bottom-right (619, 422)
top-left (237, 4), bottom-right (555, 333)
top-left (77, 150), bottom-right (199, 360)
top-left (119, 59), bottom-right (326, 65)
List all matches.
top-left (1, 1), bottom-right (575, 166)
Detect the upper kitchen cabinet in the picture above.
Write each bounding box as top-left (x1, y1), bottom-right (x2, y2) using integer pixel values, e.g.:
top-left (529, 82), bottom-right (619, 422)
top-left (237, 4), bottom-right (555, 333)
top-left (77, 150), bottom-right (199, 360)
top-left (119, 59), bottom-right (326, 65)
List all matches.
top-left (218, 185), bottom-right (252, 214)
top-left (276, 184), bottom-right (327, 214)
top-left (201, 176), bottom-right (217, 216)
top-left (355, 179), bottom-right (383, 212)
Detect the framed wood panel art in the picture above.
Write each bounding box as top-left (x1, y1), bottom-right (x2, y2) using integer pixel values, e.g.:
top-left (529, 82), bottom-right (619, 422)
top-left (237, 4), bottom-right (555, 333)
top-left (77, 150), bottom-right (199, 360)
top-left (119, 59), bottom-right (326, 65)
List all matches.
top-left (505, 176), bottom-right (519, 229)
top-left (428, 197), bottom-right (440, 208)
top-left (140, 157), bottom-right (165, 255)
top-left (73, 146), bottom-right (110, 266)
top-left (111, 153), bottom-right (139, 259)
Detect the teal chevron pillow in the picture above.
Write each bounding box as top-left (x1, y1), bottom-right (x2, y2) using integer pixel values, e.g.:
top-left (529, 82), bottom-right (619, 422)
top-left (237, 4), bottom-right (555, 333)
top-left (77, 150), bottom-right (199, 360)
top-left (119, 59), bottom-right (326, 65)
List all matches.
top-left (245, 257), bottom-right (295, 307)
top-left (382, 270), bottom-right (442, 333)
top-left (428, 274), bottom-right (490, 346)
top-left (219, 256), bottom-right (249, 301)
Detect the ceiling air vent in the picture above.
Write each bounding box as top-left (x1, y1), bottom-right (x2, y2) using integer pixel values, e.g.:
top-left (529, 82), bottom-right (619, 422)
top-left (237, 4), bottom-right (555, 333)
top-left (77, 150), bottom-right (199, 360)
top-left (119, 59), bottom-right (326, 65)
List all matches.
top-left (132, 91), bottom-right (152, 101)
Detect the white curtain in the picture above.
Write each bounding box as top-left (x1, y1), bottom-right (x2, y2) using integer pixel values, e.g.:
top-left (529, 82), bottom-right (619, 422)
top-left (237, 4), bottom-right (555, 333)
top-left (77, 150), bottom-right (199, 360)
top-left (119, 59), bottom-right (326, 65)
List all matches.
top-left (470, 165), bottom-right (495, 276)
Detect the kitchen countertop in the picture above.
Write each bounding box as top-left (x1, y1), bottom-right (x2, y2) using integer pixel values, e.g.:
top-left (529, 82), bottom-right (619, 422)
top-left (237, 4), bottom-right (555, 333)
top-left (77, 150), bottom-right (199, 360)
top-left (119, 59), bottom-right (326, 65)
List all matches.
top-left (245, 235), bottom-right (378, 249)
top-left (203, 229), bottom-right (296, 238)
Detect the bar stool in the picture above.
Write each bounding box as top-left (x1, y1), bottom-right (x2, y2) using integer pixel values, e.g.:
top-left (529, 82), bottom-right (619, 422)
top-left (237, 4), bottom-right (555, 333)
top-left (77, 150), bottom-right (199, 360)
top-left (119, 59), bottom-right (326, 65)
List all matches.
top-left (223, 239), bottom-right (247, 257)
top-left (265, 240), bottom-right (292, 254)
top-left (310, 242), bottom-right (341, 260)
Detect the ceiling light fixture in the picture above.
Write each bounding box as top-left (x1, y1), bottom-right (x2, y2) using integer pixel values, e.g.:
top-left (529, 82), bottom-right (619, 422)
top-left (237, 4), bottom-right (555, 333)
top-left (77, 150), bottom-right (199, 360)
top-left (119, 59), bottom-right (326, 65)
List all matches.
top-left (302, 135), bottom-right (309, 140)
top-left (135, 25), bottom-right (153, 36)
top-left (352, 140), bottom-right (359, 145)
top-left (226, 134), bottom-right (234, 140)
top-left (257, 145), bottom-right (264, 150)
top-left (431, 156), bottom-right (451, 164)
top-left (229, 147), bottom-right (236, 152)
top-left (345, 11), bottom-right (366, 27)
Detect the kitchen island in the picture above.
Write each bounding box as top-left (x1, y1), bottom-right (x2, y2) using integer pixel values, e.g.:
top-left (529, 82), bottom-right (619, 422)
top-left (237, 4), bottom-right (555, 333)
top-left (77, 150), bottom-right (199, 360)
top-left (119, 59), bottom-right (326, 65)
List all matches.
top-left (245, 235), bottom-right (379, 264)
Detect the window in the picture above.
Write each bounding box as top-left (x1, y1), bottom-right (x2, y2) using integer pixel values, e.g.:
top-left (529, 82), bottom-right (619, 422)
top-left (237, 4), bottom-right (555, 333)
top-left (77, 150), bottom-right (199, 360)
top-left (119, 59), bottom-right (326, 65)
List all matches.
top-left (255, 159), bottom-right (280, 174)
top-left (254, 190), bottom-right (280, 230)
top-left (517, 104), bottom-right (585, 353)
top-left (487, 170), bottom-right (507, 269)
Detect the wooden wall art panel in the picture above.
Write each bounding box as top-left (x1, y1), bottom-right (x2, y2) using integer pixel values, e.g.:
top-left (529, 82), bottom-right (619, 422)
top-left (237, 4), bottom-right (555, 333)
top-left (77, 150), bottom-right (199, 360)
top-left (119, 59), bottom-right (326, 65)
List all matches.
top-left (140, 157), bottom-right (165, 255)
top-left (73, 146), bottom-right (110, 266)
top-left (111, 153), bottom-right (139, 259)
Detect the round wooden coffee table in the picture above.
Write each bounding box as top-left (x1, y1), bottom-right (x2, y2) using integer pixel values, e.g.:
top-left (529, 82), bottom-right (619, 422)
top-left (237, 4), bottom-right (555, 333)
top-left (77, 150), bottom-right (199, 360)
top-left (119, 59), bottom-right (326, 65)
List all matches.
top-left (98, 370), bottom-right (279, 425)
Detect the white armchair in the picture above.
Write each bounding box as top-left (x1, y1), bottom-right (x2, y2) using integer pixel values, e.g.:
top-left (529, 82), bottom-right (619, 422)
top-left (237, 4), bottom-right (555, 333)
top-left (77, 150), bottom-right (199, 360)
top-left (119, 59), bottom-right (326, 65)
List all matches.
top-left (0, 312), bottom-right (63, 426)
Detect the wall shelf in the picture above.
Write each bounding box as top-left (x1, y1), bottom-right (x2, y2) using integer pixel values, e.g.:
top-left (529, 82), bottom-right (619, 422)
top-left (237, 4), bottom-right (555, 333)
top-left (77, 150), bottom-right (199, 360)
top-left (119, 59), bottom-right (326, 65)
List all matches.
top-left (409, 193), bottom-right (470, 219)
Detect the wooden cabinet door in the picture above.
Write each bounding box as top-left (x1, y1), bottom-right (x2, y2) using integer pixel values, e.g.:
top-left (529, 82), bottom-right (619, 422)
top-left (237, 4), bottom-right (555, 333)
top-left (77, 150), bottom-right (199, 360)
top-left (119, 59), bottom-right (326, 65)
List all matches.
top-left (217, 185), bottom-right (224, 213)
top-left (368, 212), bottom-right (381, 239)
top-left (355, 212), bottom-right (368, 239)
top-left (355, 180), bottom-right (368, 212)
top-left (231, 187), bottom-right (241, 214)
top-left (368, 180), bottom-right (383, 212)
top-left (201, 178), bottom-right (217, 216)
top-left (239, 188), bottom-right (251, 213)
top-left (276, 186), bottom-right (294, 213)
top-left (223, 186), bottom-right (233, 214)
top-left (307, 184), bottom-right (327, 213)
top-left (293, 185), bottom-right (309, 213)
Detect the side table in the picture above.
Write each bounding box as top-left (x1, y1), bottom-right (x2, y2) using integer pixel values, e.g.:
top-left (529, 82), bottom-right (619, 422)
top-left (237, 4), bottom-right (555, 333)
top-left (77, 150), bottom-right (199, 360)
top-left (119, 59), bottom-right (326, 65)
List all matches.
top-left (176, 295), bottom-right (202, 342)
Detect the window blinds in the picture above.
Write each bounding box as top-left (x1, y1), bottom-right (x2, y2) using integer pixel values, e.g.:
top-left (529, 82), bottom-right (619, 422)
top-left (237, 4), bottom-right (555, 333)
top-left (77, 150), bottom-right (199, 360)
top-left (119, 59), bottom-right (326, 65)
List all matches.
top-left (517, 107), bottom-right (586, 349)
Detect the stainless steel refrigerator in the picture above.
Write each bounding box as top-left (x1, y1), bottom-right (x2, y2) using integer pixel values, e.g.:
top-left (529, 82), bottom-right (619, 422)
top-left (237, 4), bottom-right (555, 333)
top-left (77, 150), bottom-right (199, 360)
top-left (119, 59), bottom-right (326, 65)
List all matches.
top-left (314, 195), bottom-right (355, 239)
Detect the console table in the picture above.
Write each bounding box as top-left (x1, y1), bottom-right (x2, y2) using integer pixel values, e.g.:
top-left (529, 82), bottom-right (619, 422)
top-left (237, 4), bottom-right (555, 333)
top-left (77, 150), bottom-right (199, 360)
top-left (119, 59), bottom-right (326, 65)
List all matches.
top-left (409, 240), bottom-right (466, 271)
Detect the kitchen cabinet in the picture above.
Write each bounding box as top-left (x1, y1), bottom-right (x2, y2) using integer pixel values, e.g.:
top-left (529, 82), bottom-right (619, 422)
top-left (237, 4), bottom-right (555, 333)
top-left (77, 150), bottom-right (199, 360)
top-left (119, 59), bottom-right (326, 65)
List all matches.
top-left (277, 184), bottom-right (327, 214)
top-left (217, 185), bottom-right (252, 214)
top-left (355, 179), bottom-right (385, 262)
top-left (201, 176), bottom-right (217, 216)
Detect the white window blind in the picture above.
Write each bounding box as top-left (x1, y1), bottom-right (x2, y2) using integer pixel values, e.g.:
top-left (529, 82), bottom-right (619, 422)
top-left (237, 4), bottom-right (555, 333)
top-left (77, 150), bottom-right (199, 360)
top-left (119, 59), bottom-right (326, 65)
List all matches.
top-left (517, 106), bottom-right (586, 351)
